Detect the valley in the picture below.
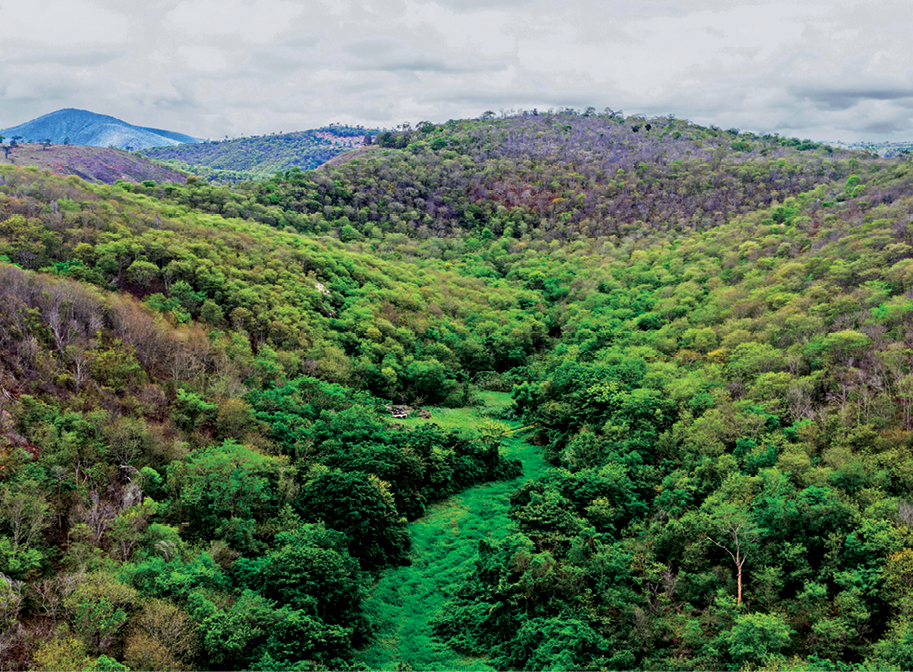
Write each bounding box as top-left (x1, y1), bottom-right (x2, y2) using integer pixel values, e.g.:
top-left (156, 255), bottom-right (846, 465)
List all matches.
top-left (1, 109), bottom-right (913, 670)
top-left (356, 395), bottom-right (548, 671)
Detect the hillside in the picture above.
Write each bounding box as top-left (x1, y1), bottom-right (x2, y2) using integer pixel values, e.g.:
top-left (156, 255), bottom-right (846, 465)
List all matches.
top-left (3, 111), bottom-right (913, 670)
top-left (150, 111), bottom-right (853, 243)
top-left (0, 143), bottom-right (187, 184)
top-left (1, 108), bottom-right (201, 151)
top-left (142, 125), bottom-right (375, 182)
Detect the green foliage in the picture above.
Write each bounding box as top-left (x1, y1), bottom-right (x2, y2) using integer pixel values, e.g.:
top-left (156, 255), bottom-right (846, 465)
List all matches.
top-left (64, 572), bottom-right (140, 654)
top-left (256, 525), bottom-right (363, 615)
top-left (167, 440), bottom-right (292, 552)
top-left (296, 469), bottom-right (410, 570)
top-left (0, 114), bottom-right (911, 670)
top-left (726, 612), bottom-right (794, 666)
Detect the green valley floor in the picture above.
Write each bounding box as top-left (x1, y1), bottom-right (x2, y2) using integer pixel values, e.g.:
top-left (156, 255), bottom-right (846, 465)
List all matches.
top-left (354, 394), bottom-right (547, 671)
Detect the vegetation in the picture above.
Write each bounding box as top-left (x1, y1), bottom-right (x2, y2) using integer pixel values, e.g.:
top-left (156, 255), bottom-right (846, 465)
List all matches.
top-left (1, 108), bottom-right (913, 669)
top-left (0, 144), bottom-right (186, 184)
top-left (142, 125), bottom-right (375, 183)
top-left (356, 398), bottom-right (548, 671)
top-left (145, 111), bottom-right (846, 243)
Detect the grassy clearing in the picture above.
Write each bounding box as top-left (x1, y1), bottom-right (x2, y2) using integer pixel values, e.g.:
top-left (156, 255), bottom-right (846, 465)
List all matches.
top-left (355, 393), bottom-right (547, 671)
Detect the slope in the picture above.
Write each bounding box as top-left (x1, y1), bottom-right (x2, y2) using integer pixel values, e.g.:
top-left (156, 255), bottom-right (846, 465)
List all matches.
top-left (432, 161), bottom-right (913, 670)
top-left (0, 164), bottom-right (530, 669)
top-left (0, 142), bottom-right (187, 184)
top-left (0, 163), bottom-right (548, 405)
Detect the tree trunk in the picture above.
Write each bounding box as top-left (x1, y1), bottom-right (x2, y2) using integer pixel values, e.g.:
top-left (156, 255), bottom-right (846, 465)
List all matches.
top-left (737, 567), bottom-right (742, 605)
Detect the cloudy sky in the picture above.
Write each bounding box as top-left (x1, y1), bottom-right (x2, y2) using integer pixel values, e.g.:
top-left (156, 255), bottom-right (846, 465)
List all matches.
top-left (1, 0), bottom-right (911, 142)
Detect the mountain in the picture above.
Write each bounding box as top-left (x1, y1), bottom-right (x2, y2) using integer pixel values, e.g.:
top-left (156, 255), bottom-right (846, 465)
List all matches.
top-left (141, 125), bottom-right (375, 182)
top-left (0, 108), bottom-right (202, 151)
top-left (0, 143), bottom-right (187, 184)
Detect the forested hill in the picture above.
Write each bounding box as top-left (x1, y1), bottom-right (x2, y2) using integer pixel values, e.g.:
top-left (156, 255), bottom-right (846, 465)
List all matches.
top-left (141, 125), bottom-right (375, 183)
top-left (4, 110), bottom-right (913, 670)
top-left (149, 111), bottom-right (852, 242)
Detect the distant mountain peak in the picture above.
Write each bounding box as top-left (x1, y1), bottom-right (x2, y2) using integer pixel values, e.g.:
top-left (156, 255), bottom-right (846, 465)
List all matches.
top-left (0, 109), bottom-right (202, 151)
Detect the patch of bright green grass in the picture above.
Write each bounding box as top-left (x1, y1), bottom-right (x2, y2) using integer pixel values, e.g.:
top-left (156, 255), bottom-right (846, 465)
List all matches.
top-left (355, 395), bottom-right (548, 670)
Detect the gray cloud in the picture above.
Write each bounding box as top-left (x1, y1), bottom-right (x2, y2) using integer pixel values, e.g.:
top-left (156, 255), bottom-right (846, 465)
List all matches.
top-left (428, 0), bottom-right (535, 9)
top-left (5, 49), bottom-right (127, 67)
top-left (792, 87), bottom-right (913, 111)
top-left (339, 37), bottom-right (510, 74)
top-left (860, 117), bottom-right (913, 135)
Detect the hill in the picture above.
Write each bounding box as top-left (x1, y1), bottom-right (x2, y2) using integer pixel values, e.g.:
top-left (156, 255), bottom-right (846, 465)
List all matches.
top-left (153, 111), bottom-right (852, 242)
top-left (3, 110), bottom-right (913, 671)
top-left (141, 125), bottom-right (375, 182)
top-left (0, 142), bottom-right (187, 184)
top-left (0, 108), bottom-right (202, 151)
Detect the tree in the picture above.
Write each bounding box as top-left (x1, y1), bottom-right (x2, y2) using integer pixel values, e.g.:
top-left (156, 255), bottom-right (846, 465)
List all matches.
top-left (167, 440), bottom-right (291, 552)
top-left (296, 470), bottom-right (409, 570)
top-left (725, 612), bottom-right (793, 667)
top-left (64, 572), bottom-right (140, 653)
top-left (31, 637), bottom-right (93, 671)
top-left (123, 598), bottom-right (198, 671)
top-left (247, 524), bottom-right (365, 631)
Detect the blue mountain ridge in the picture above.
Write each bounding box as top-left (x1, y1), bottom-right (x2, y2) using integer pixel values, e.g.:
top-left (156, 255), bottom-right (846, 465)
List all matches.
top-left (0, 108), bottom-right (202, 151)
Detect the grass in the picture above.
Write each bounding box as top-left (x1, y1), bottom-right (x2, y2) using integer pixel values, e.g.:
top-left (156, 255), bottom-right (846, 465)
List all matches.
top-left (354, 393), bottom-right (548, 671)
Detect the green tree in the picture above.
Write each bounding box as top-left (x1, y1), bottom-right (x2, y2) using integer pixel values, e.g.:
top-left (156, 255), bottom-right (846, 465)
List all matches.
top-left (256, 524), bottom-right (365, 629)
top-left (296, 470), bottom-right (409, 570)
top-left (167, 440), bottom-right (292, 552)
top-left (725, 612), bottom-right (793, 667)
top-left (64, 572), bottom-right (140, 654)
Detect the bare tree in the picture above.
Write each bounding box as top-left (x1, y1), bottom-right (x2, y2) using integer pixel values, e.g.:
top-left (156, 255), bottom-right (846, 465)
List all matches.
top-left (0, 482), bottom-right (50, 550)
top-left (707, 510), bottom-right (758, 606)
top-left (30, 571), bottom-right (83, 623)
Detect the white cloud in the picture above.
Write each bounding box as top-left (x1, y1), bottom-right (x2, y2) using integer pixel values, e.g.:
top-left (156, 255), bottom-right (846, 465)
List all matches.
top-left (0, 0), bottom-right (911, 141)
top-left (0, 0), bottom-right (130, 46)
top-left (165, 0), bottom-right (306, 43)
top-left (176, 45), bottom-right (231, 72)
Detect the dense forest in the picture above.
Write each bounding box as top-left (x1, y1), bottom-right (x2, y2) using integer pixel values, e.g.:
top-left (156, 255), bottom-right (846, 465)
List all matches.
top-left (2, 109), bottom-right (913, 670)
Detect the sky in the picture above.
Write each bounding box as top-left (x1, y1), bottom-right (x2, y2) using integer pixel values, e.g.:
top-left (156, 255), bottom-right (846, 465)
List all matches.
top-left (1, 0), bottom-right (912, 143)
